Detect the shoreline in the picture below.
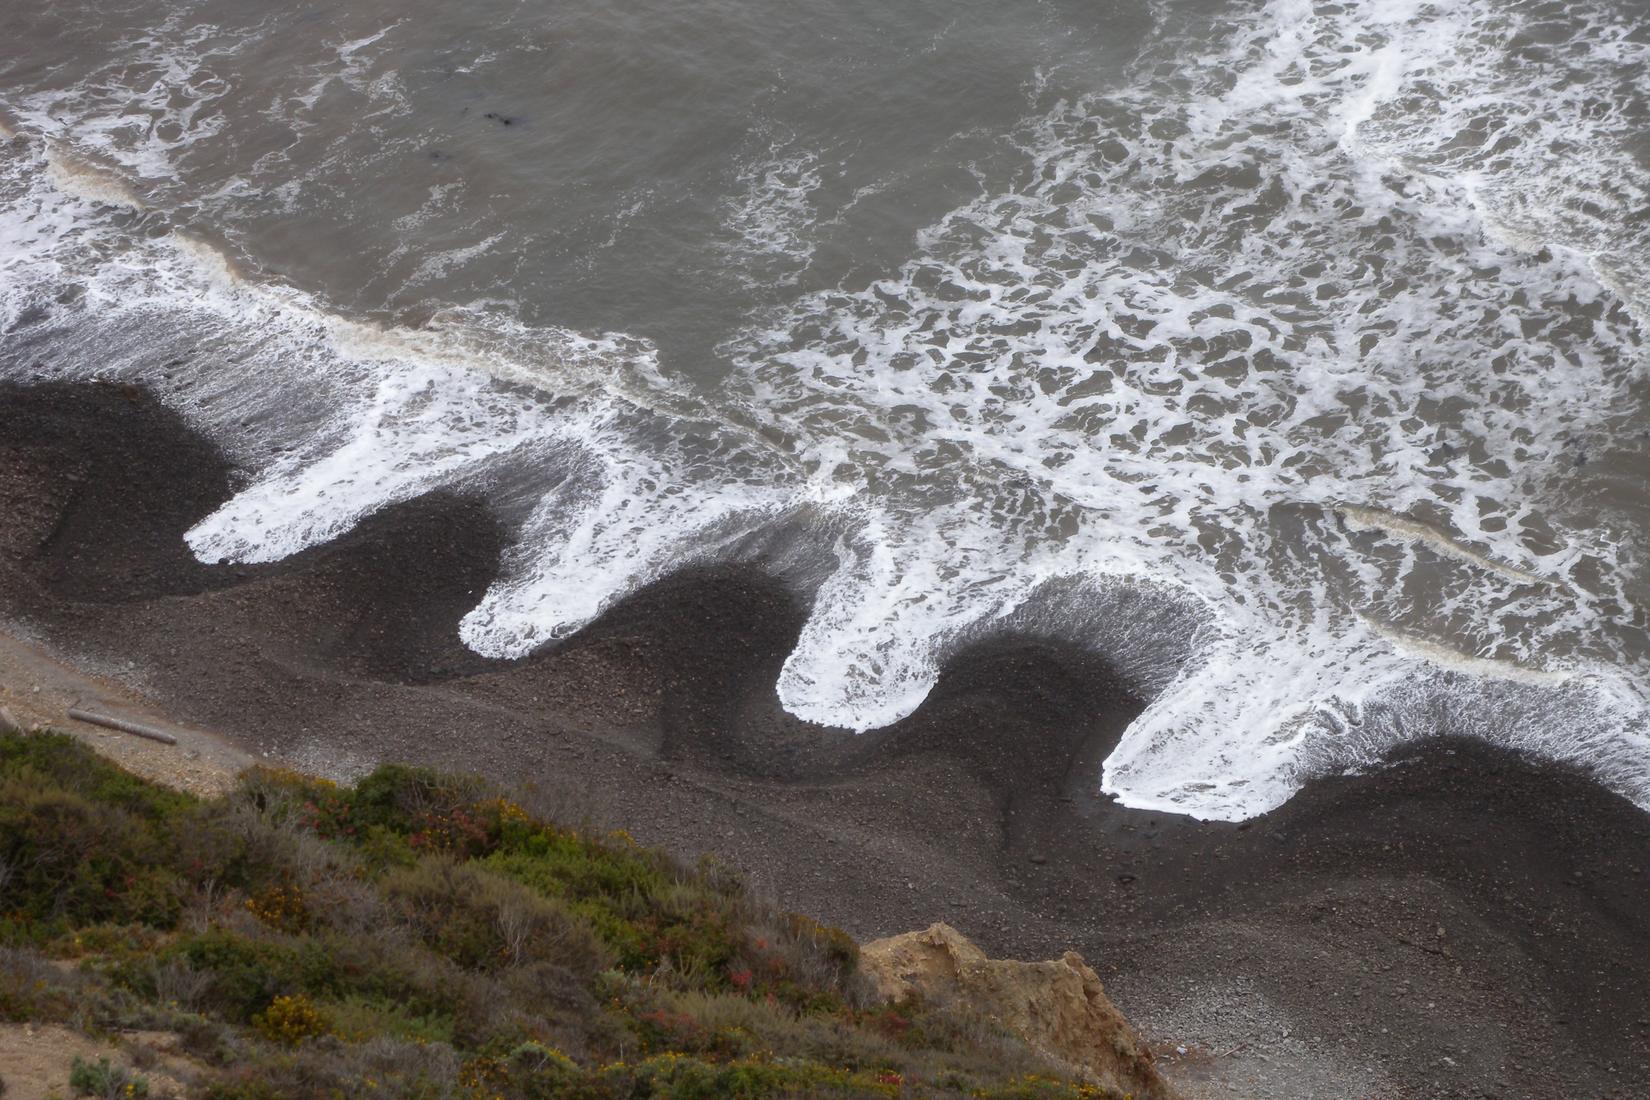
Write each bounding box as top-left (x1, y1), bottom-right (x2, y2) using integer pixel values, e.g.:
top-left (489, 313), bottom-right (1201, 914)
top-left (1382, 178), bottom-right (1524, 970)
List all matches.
top-left (5, 380), bottom-right (1650, 1098)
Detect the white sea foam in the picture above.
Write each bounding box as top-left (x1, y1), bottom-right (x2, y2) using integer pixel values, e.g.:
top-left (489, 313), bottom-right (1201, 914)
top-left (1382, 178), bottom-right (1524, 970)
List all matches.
top-left (720, 138), bottom-right (828, 284)
top-left (3, 15), bottom-right (240, 186)
top-left (405, 233), bottom-right (508, 287)
top-left (724, 0), bottom-right (1650, 813)
top-left (272, 24), bottom-right (399, 125)
top-left (0, 126), bottom-right (743, 630)
top-left (3, 0), bottom-right (1649, 821)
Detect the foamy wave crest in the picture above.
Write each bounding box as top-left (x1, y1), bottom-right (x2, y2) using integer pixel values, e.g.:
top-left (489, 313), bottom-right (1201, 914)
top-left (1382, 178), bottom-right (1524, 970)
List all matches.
top-left (720, 136), bottom-right (828, 285)
top-left (0, 127), bottom-right (787, 656)
top-left (726, 0), bottom-right (1650, 814)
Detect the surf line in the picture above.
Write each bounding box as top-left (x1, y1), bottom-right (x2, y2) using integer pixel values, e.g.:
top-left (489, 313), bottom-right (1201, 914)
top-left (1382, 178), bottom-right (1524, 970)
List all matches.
top-left (1332, 502), bottom-right (1562, 589)
top-left (1361, 618), bottom-right (1575, 686)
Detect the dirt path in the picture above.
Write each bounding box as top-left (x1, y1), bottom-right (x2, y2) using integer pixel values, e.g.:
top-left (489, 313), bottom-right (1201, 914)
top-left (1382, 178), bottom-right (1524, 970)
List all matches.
top-left (0, 620), bottom-right (250, 795)
top-left (0, 1023), bottom-right (194, 1100)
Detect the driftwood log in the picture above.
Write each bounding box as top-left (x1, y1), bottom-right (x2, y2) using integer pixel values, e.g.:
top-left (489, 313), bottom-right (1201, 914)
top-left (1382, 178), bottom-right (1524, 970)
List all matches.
top-left (68, 707), bottom-right (178, 745)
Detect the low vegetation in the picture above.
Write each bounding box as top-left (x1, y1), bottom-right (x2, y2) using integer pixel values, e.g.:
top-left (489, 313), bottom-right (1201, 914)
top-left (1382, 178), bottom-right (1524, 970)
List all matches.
top-left (0, 730), bottom-right (1118, 1098)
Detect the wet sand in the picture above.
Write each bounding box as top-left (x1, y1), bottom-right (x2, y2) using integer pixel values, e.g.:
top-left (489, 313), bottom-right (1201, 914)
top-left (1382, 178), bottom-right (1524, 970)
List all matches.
top-left (3, 381), bottom-right (1649, 1099)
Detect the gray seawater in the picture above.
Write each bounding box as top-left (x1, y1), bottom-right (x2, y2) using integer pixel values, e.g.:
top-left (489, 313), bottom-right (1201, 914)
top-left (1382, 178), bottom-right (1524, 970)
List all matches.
top-left (2, 0), bottom-right (1648, 819)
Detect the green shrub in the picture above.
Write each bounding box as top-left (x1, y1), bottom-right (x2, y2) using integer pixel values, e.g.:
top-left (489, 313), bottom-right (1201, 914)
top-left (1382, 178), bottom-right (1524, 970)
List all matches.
top-left (0, 945), bottom-right (79, 1022)
top-left (0, 731), bottom-right (1099, 1099)
top-left (68, 1055), bottom-right (149, 1099)
top-left (382, 856), bottom-right (609, 976)
top-left (618, 1052), bottom-right (888, 1098)
top-left (348, 763), bottom-right (487, 850)
top-left (171, 929), bottom-right (336, 1022)
top-left (321, 992), bottom-right (455, 1045)
top-left (171, 1010), bottom-right (241, 1065)
top-left (0, 782), bottom-right (174, 926)
top-left (252, 993), bottom-right (329, 1046)
top-left (0, 733), bottom-right (196, 930)
top-left (203, 1035), bottom-right (465, 1099)
top-left (482, 841), bottom-right (745, 981)
top-left (52, 923), bottom-right (165, 961)
top-left (356, 822), bottom-right (418, 871)
top-left (243, 879), bottom-right (310, 933)
top-left (0, 731), bottom-right (192, 821)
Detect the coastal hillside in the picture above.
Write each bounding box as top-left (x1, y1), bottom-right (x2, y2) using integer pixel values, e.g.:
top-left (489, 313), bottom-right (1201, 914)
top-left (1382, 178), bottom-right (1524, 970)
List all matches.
top-left (0, 729), bottom-right (1168, 1099)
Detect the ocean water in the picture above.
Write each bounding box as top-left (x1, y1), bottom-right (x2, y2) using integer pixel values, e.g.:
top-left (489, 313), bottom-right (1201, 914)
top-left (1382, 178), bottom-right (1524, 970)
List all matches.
top-left (2, 0), bottom-right (1648, 819)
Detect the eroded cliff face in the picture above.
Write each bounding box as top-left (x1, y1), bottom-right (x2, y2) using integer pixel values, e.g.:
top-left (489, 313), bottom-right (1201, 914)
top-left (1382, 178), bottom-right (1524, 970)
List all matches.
top-left (861, 923), bottom-right (1175, 1100)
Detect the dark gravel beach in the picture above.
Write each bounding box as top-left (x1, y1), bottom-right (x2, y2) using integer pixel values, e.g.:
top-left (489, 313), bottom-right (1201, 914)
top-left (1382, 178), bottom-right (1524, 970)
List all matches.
top-left (4, 381), bottom-right (1650, 1099)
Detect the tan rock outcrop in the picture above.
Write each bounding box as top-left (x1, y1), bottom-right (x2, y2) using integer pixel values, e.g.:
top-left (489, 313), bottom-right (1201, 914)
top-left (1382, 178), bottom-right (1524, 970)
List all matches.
top-left (860, 923), bottom-right (1174, 1100)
